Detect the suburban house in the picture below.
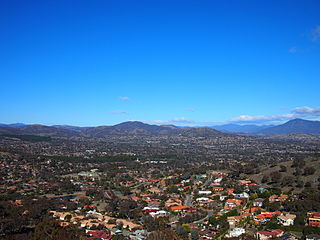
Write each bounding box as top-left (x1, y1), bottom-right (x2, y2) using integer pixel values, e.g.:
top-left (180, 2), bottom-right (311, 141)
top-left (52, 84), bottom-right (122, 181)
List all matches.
top-left (224, 199), bottom-right (243, 209)
top-left (255, 211), bottom-right (281, 224)
top-left (277, 213), bottom-right (296, 226)
top-left (233, 192), bottom-right (249, 199)
top-left (269, 194), bottom-right (288, 202)
top-left (257, 229), bottom-right (284, 240)
top-left (86, 230), bottom-right (112, 240)
top-left (199, 229), bottom-right (217, 239)
top-left (170, 205), bottom-right (190, 212)
top-left (227, 216), bottom-right (243, 228)
top-left (198, 190), bottom-right (212, 195)
top-left (308, 212), bottom-right (320, 227)
top-left (213, 187), bottom-right (224, 192)
top-left (253, 198), bottom-right (264, 207)
top-left (226, 227), bottom-right (245, 238)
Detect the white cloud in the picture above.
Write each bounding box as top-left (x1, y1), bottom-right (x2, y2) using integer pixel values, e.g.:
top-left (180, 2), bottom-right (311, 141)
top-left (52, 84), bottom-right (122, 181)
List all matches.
top-left (119, 96), bottom-right (130, 101)
top-left (148, 106), bottom-right (320, 126)
top-left (149, 117), bottom-right (196, 125)
top-left (153, 120), bottom-right (169, 124)
top-left (111, 110), bottom-right (127, 115)
top-left (289, 46), bottom-right (298, 53)
top-left (292, 106), bottom-right (320, 115)
top-left (311, 25), bottom-right (320, 42)
top-left (230, 106), bottom-right (320, 124)
top-left (230, 114), bottom-right (290, 123)
top-left (171, 117), bottom-right (195, 124)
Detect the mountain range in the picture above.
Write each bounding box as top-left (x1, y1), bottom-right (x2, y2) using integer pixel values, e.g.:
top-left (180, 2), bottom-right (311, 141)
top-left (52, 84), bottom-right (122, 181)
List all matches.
top-left (218, 119), bottom-right (320, 135)
top-left (255, 118), bottom-right (320, 135)
top-left (209, 123), bottom-right (274, 133)
top-left (0, 118), bottom-right (319, 137)
top-left (0, 121), bottom-right (224, 138)
top-left (209, 119), bottom-right (320, 135)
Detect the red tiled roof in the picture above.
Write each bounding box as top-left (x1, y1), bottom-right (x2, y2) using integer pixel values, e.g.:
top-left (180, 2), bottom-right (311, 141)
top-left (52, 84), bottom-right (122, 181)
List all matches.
top-left (171, 205), bottom-right (189, 211)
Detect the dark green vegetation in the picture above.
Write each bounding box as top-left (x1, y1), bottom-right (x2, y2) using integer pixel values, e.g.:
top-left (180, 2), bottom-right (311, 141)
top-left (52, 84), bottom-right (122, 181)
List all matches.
top-left (0, 198), bottom-right (82, 240)
top-left (1, 134), bottom-right (52, 142)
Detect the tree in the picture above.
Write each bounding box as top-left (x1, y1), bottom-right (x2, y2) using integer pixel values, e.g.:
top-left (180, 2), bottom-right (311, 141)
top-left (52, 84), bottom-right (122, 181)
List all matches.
top-left (281, 176), bottom-right (294, 187)
top-left (116, 221), bottom-right (124, 229)
top-left (279, 165), bottom-right (287, 172)
top-left (209, 216), bottom-right (219, 226)
top-left (294, 213), bottom-right (306, 226)
top-left (176, 225), bottom-right (188, 239)
top-left (293, 168), bottom-right (302, 176)
top-left (64, 214), bottom-right (72, 221)
top-left (292, 159), bottom-right (306, 168)
top-left (167, 185), bottom-right (179, 194)
top-left (303, 226), bottom-right (320, 236)
top-left (265, 201), bottom-right (281, 212)
top-left (143, 216), bottom-right (169, 232)
top-left (270, 171), bottom-right (282, 183)
top-left (304, 182), bottom-right (312, 188)
top-left (296, 179), bottom-right (304, 188)
top-left (303, 166), bottom-right (316, 176)
top-left (182, 224), bottom-right (191, 233)
top-left (147, 229), bottom-right (180, 240)
top-left (30, 219), bottom-right (84, 240)
top-left (191, 229), bottom-right (199, 240)
top-left (265, 217), bottom-right (280, 229)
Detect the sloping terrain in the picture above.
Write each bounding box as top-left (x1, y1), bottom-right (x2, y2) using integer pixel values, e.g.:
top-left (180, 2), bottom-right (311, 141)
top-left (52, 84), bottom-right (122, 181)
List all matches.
top-left (257, 119), bottom-right (320, 135)
top-left (247, 157), bottom-right (320, 193)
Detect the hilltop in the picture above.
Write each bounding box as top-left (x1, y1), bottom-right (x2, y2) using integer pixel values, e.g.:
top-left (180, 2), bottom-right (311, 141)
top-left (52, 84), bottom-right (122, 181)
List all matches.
top-left (256, 118), bottom-right (320, 135)
top-left (246, 156), bottom-right (320, 193)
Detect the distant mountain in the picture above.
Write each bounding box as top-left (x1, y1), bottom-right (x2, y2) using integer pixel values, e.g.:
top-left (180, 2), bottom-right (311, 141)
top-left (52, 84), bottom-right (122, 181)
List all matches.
top-left (0, 123), bottom-right (28, 127)
top-left (1, 119), bottom-right (319, 137)
top-left (83, 121), bottom-right (224, 137)
top-left (0, 121), bottom-right (226, 138)
top-left (52, 125), bottom-right (89, 131)
top-left (82, 121), bottom-right (175, 137)
top-left (210, 124), bottom-right (274, 133)
top-left (257, 119), bottom-right (320, 135)
top-left (0, 124), bottom-right (82, 137)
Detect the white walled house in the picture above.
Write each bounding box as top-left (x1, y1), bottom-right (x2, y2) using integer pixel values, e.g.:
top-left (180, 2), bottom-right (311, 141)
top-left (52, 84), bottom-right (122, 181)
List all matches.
top-left (226, 228), bottom-right (245, 238)
top-left (277, 213), bottom-right (296, 226)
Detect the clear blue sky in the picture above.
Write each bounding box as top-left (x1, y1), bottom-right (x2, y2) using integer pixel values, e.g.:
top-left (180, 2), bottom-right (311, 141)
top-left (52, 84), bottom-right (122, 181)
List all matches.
top-left (1, 0), bottom-right (320, 126)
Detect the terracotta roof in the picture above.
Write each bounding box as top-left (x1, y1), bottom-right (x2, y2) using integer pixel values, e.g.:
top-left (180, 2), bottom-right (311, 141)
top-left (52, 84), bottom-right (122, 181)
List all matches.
top-left (171, 205), bottom-right (189, 211)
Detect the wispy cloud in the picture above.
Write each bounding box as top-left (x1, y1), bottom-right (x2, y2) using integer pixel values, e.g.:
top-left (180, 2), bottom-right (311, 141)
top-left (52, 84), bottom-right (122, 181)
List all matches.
top-left (171, 117), bottom-right (195, 124)
top-left (311, 25), bottom-right (320, 42)
top-left (288, 46), bottom-right (298, 53)
top-left (186, 108), bottom-right (195, 112)
top-left (119, 96), bottom-right (130, 101)
top-left (150, 117), bottom-right (195, 125)
top-left (230, 106), bottom-right (320, 124)
top-left (288, 25), bottom-right (320, 53)
top-left (153, 120), bottom-right (169, 124)
top-left (230, 114), bottom-right (294, 123)
top-left (148, 106), bottom-right (320, 126)
top-left (292, 106), bottom-right (320, 115)
top-left (111, 110), bottom-right (128, 115)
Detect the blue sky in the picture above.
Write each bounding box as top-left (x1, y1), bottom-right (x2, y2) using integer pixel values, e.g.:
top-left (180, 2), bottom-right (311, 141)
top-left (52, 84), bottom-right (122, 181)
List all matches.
top-left (1, 0), bottom-right (320, 126)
